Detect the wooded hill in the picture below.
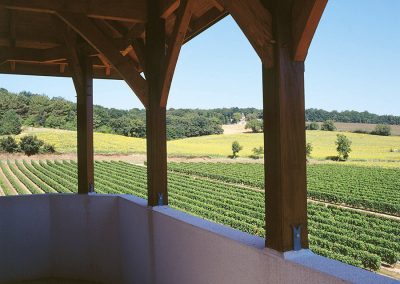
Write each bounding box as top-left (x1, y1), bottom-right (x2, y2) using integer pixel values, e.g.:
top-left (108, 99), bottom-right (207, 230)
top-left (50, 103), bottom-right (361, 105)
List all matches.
top-left (0, 88), bottom-right (399, 140)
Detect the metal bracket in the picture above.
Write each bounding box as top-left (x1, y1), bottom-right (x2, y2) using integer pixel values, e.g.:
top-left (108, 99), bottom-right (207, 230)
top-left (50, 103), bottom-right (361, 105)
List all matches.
top-left (158, 193), bottom-right (163, 206)
top-left (292, 225), bottom-right (302, 251)
top-left (88, 183), bottom-right (94, 193)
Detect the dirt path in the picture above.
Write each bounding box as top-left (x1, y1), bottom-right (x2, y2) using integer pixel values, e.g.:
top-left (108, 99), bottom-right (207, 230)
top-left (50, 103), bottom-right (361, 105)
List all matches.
top-left (4, 162), bottom-right (31, 195)
top-left (0, 165), bottom-right (18, 195)
top-left (0, 185), bottom-right (4, 196)
top-left (16, 161), bottom-right (44, 194)
top-left (308, 199), bottom-right (400, 221)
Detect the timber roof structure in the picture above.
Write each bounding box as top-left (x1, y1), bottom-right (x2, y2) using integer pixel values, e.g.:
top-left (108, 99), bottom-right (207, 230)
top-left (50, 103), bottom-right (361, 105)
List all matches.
top-left (0, 0), bottom-right (328, 253)
top-left (0, 1), bottom-right (227, 80)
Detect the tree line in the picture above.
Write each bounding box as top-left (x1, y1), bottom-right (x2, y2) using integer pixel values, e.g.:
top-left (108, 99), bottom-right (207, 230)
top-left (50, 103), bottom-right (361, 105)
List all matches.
top-left (1, 88), bottom-right (399, 139)
top-left (305, 108), bottom-right (400, 125)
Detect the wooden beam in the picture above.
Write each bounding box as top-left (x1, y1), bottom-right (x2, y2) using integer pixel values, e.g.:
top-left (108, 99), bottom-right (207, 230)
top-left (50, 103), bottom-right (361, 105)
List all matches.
top-left (97, 54), bottom-right (111, 76)
top-left (0, 61), bottom-right (121, 79)
top-left (57, 12), bottom-right (148, 106)
top-left (130, 39), bottom-right (146, 74)
top-left (185, 8), bottom-right (227, 42)
top-left (0, 47), bottom-right (46, 64)
top-left (146, 0), bottom-right (168, 207)
top-left (0, 0), bottom-right (147, 23)
top-left (63, 30), bottom-right (94, 194)
top-left (161, 0), bottom-right (180, 19)
top-left (262, 0), bottom-right (308, 252)
top-left (292, 0), bottom-right (327, 61)
top-left (76, 56), bottom-right (94, 194)
top-left (160, 0), bottom-right (193, 107)
top-left (211, 0), bottom-right (225, 12)
top-left (217, 0), bottom-right (274, 67)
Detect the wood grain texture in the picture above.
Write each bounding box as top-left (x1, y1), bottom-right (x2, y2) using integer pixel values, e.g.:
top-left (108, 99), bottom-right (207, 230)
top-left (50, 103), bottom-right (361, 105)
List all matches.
top-left (57, 12), bottom-right (148, 106)
top-left (161, 0), bottom-right (193, 107)
top-left (262, 0), bottom-right (308, 252)
top-left (64, 36), bottom-right (94, 194)
top-left (0, 0), bottom-right (147, 22)
top-left (217, 0), bottom-right (273, 67)
top-left (146, 0), bottom-right (168, 206)
top-left (292, 0), bottom-right (327, 61)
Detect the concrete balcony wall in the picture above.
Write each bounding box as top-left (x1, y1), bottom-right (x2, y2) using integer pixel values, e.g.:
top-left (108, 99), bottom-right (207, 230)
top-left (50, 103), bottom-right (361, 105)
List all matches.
top-left (0, 195), bottom-right (396, 284)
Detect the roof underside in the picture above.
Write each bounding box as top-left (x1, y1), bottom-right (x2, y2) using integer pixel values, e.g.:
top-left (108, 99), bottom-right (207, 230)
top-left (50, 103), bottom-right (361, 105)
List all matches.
top-left (0, 0), bottom-right (227, 79)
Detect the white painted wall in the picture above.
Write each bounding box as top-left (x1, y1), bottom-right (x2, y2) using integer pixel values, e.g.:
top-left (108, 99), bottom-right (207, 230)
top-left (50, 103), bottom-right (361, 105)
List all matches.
top-left (0, 195), bottom-right (396, 284)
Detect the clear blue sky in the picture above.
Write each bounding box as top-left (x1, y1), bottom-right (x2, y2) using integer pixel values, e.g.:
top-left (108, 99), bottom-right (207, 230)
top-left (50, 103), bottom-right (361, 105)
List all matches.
top-left (0, 0), bottom-right (399, 115)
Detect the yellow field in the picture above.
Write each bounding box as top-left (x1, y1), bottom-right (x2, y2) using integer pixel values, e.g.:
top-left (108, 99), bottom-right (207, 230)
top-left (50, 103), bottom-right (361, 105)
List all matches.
top-left (14, 128), bottom-right (400, 161)
top-left (16, 128), bottom-right (146, 154)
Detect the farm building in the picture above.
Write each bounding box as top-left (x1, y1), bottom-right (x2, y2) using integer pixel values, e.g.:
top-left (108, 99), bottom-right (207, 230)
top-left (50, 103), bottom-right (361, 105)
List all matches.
top-left (0, 0), bottom-right (395, 283)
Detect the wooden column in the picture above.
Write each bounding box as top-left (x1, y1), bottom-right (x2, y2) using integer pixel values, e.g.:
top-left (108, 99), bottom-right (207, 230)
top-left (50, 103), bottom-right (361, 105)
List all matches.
top-left (262, 0), bottom-right (308, 251)
top-left (146, 0), bottom-right (168, 206)
top-left (76, 54), bottom-right (94, 194)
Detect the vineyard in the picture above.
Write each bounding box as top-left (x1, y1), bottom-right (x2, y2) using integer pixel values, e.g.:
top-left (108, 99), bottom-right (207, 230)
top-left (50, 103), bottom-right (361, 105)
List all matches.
top-left (168, 163), bottom-right (400, 216)
top-left (0, 160), bottom-right (399, 274)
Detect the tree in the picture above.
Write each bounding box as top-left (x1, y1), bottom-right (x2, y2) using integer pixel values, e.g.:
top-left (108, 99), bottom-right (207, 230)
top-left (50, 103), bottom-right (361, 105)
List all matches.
top-left (42, 143), bottom-right (56, 154)
top-left (232, 112), bottom-right (242, 124)
top-left (371, 124), bottom-right (391, 136)
top-left (335, 134), bottom-right (352, 161)
top-left (321, 120), bottom-right (336, 131)
top-left (306, 122), bottom-right (319, 130)
top-left (0, 136), bottom-right (19, 153)
top-left (250, 146), bottom-right (264, 159)
top-left (0, 110), bottom-right (22, 135)
top-left (245, 119), bottom-right (263, 133)
top-left (231, 141), bottom-right (243, 158)
top-left (306, 143), bottom-right (313, 160)
top-left (19, 135), bottom-right (44, 156)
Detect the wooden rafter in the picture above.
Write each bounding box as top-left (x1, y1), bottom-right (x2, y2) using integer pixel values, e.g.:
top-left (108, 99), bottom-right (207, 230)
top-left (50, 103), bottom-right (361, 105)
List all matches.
top-left (216, 0), bottom-right (274, 67)
top-left (57, 12), bottom-right (148, 106)
top-left (130, 39), bottom-right (146, 74)
top-left (292, 0), bottom-right (327, 61)
top-left (1, 0), bottom-right (185, 23)
top-left (161, 0), bottom-right (180, 19)
top-left (97, 54), bottom-right (111, 76)
top-left (160, 0), bottom-right (193, 106)
top-left (0, 61), bottom-right (121, 79)
top-left (62, 27), bottom-right (84, 94)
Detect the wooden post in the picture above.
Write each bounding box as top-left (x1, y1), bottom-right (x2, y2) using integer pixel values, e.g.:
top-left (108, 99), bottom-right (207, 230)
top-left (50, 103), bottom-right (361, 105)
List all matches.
top-left (146, 0), bottom-right (168, 206)
top-left (76, 54), bottom-right (94, 194)
top-left (262, 0), bottom-right (308, 251)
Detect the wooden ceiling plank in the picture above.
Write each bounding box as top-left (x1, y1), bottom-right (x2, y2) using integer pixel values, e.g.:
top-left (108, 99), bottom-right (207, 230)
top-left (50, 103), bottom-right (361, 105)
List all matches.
top-left (57, 12), bottom-right (148, 106)
top-left (9, 10), bottom-right (16, 47)
top-left (160, 0), bottom-right (193, 106)
top-left (216, 0), bottom-right (274, 67)
top-left (0, 0), bottom-right (147, 23)
top-left (292, 0), bottom-right (327, 61)
top-left (0, 46), bottom-right (44, 63)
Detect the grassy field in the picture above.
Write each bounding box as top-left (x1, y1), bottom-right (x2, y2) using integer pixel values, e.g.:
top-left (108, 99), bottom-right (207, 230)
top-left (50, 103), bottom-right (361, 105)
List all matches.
top-left (12, 127), bottom-right (400, 161)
